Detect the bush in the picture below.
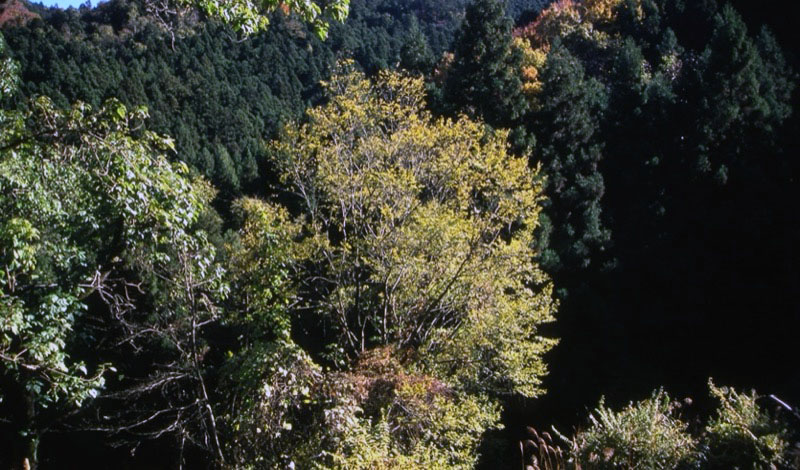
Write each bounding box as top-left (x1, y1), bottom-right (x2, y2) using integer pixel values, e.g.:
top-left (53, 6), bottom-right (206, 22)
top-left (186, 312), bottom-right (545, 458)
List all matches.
top-left (317, 348), bottom-right (501, 470)
top-left (537, 381), bottom-right (799, 470)
top-left (704, 379), bottom-right (789, 470)
top-left (572, 390), bottom-right (697, 470)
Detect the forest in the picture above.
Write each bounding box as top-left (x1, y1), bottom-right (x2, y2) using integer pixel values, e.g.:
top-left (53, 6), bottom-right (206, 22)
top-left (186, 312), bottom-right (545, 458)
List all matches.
top-left (0, 0), bottom-right (798, 468)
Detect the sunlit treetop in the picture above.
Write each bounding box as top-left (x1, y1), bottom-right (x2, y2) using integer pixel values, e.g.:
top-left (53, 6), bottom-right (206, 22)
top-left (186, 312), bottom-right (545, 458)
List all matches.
top-left (272, 63), bottom-right (558, 398)
top-left (155, 0), bottom-right (349, 37)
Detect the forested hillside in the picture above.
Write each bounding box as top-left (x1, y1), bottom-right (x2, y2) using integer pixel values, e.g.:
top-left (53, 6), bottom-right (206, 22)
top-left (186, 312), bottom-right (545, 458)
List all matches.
top-left (2, 0), bottom-right (547, 197)
top-left (1, 0), bottom-right (799, 468)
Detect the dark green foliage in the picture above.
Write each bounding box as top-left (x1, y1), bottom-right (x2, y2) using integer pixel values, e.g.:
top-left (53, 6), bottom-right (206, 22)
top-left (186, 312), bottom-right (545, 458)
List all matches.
top-left (532, 41), bottom-right (609, 274)
top-left (507, 0), bottom-right (552, 24)
top-left (689, 5), bottom-right (794, 183)
top-left (441, 0), bottom-right (528, 129)
top-left (399, 18), bottom-right (435, 74)
top-left (511, 0), bottom-right (799, 433)
top-left (2, 0), bottom-right (478, 197)
top-left (5, 8), bottom-right (326, 196)
top-left (4, 0), bottom-right (545, 198)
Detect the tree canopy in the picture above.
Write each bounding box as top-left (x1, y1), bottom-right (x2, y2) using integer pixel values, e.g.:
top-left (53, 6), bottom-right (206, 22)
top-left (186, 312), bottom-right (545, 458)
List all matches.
top-left (1, 0), bottom-right (799, 467)
top-left (272, 64), bottom-right (557, 397)
top-left (0, 33), bottom-right (224, 466)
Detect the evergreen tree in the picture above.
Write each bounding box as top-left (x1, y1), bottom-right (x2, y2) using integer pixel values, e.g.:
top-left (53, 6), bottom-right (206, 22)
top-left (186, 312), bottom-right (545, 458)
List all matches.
top-left (5, 0), bottom-right (487, 197)
top-left (691, 5), bottom-right (794, 183)
top-left (532, 41), bottom-right (609, 275)
top-left (442, 0), bottom-right (528, 129)
top-left (399, 18), bottom-right (435, 75)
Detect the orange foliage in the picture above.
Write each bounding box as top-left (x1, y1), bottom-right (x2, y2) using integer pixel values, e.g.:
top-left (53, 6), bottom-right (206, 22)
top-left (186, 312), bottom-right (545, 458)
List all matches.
top-left (334, 347), bottom-right (451, 418)
top-left (432, 51), bottom-right (455, 86)
top-left (513, 38), bottom-right (550, 100)
top-left (512, 0), bottom-right (585, 101)
top-left (513, 0), bottom-right (582, 49)
top-left (513, 0), bottom-right (636, 48)
top-left (512, 0), bottom-right (628, 103)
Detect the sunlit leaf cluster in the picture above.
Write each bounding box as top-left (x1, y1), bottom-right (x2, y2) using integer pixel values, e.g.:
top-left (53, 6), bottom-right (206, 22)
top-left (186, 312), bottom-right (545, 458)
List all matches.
top-left (273, 63), bottom-right (557, 397)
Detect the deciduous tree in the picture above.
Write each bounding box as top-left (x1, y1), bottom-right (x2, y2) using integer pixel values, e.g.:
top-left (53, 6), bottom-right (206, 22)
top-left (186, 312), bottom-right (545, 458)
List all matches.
top-left (272, 64), bottom-right (557, 398)
top-left (0, 34), bottom-right (221, 466)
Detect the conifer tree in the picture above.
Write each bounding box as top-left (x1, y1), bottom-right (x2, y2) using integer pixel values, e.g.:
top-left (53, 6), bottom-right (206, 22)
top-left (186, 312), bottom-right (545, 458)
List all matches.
top-left (532, 42), bottom-right (610, 275)
top-left (691, 5), bottom-right (794, 183)
top-left (443, 0), bottom-right (528, 129)
top-left (400, 19), bottom-right (435, 75)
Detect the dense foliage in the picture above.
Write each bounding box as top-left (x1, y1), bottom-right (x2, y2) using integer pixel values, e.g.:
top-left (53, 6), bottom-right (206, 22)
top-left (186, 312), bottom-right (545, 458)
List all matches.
top-left (482, 0), bottom-right (799, 429)
top-left (573, 391), bottom-right (698, 469)
top-left (0, 45), bottom-right (557, 468)
top-left (3, 0), bottom-right (547, 198)
top-left (440, 0), bottom-right (527, 130)
top-left (273, 64), bottom-right (555, 394)
top-left (0, 33), bottom-right (226, 466)
top-left (521, 382), bottom-right (797, 470)
top-left (1, 0), bottom-right (799, 468)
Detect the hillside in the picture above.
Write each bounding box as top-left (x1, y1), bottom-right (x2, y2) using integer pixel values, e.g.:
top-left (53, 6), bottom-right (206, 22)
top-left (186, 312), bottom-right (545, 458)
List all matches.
top-left (2, 0), bottom-right (550, 199)
top-left (1, 0), bottom-right (798, 469)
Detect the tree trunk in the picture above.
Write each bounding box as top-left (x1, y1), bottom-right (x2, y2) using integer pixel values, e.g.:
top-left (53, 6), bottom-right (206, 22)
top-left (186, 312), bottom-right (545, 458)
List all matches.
top-left (12, 433), bottom-right (39, 470)
top-left (17, 386), bottom-right (39, 470)
top-left (22, 435), bottom-right (38, 470)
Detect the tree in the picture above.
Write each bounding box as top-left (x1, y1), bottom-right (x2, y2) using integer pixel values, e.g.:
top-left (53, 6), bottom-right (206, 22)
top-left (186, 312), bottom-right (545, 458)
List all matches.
top-left (215, 197), bottom-right (316, 468)
top-left (442, 0), bottom-right (528, 130)
top-left (93, 189), bottom-right (230, 467)
top-left (510, 0), bottom-right (798, 427)
top-left (399, 18), bottom-right (435, 75)
top-left (213, 65), bottom-right (558, 469)
top-left (515, 0), bottom-right (584, 50)
top-left (148, 0), bottom-right (349, 38)
top-left (531, 41), bottom-right (610, 275)
top-left (0, 34), bottom-right (222, 468)
top-left (7, 0), bottom-right (472, 197)
top-left (272, 63), bottom-right (557, 398)
top-left (690, 4), bottom-right (794, 183)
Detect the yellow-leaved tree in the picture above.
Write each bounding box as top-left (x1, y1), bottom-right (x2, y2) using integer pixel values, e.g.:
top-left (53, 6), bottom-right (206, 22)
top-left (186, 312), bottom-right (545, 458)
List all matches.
top-left (272, 63), bottom-right (558, 399)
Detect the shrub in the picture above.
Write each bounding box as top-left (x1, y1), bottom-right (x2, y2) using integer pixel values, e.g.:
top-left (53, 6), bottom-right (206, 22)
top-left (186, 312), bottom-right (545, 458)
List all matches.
top-left (317, 348), bottom-right (501, 470)
top-left (572, 390), bottom-right (697, 469)
top-left (704, 379), bottom-right (789, 470)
